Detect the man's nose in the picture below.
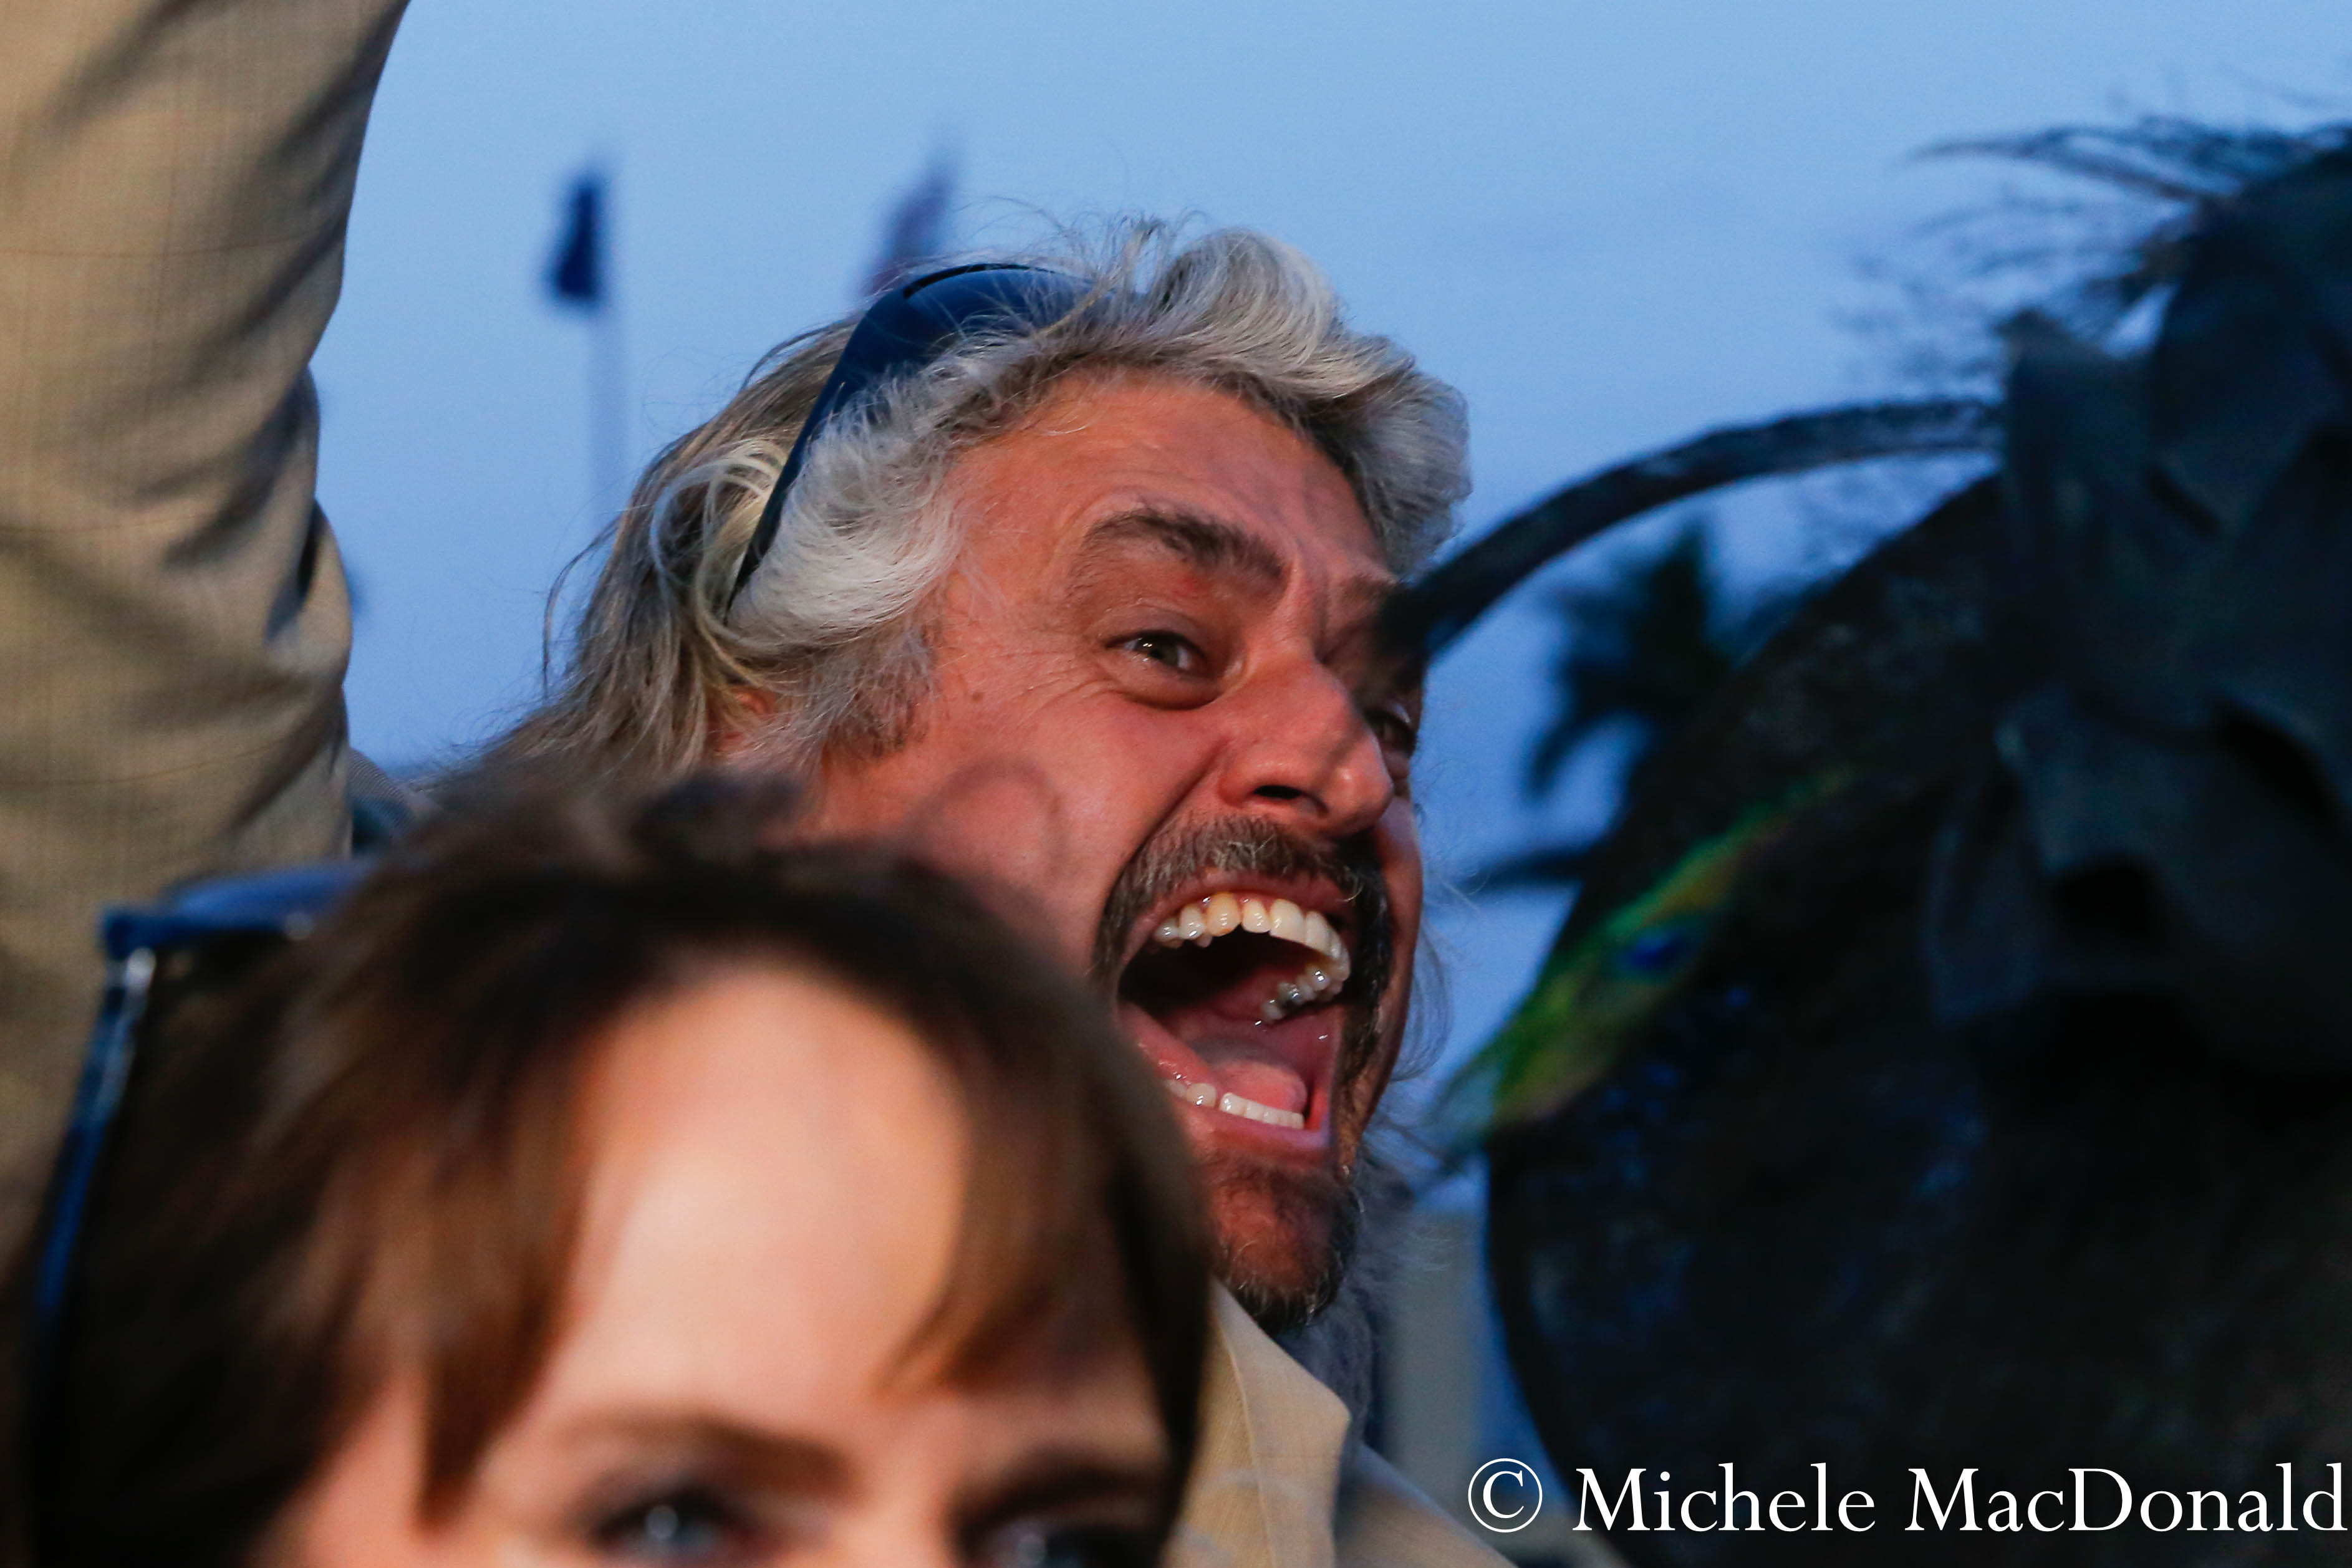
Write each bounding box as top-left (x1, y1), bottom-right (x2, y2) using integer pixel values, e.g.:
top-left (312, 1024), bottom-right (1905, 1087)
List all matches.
top-left (1215, 659), bottom-right (1395, 837)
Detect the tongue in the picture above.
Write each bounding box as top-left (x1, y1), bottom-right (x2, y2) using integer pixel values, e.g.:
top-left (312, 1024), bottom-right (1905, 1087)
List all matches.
top-left (1121, 999), bottom-right (1321, 1117)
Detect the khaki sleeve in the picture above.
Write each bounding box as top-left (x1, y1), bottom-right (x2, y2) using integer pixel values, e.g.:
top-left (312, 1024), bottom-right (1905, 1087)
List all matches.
top-left (0, 0), bottom-right (407, 1223)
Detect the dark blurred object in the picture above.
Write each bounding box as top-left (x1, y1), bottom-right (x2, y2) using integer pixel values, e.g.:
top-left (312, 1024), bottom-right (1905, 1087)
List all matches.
top-left (1482, 525), bottom-right (1798, 893)
top-left (1396, 398), bottom-right (1997, 658)
top-left (547, 170), bottom-right (606, 310)
top-left (1452, 132), bottom-right (2352, 1566)
top-left (544, 165), bottom-right (625, 514)
top-left (861, 149), bottom-right (958, 299)
top-left (1526, 526), bottom-right (1733, 806)
top-left (1852, 116), bottom-right (2352, 396)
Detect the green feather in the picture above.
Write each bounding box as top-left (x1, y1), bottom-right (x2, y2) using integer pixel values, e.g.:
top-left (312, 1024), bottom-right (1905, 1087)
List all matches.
top-left (1443, 784), bottom-right (1832, 1145)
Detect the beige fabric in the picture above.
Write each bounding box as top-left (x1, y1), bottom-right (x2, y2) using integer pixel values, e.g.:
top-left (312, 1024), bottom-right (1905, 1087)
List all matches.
top-left (1170, 1288), bottom-right (1518, 1568)
top-left (0, 0), bottom-right (400, 1226)
top-left (1336, 1449), bottom-right (1512, 1568)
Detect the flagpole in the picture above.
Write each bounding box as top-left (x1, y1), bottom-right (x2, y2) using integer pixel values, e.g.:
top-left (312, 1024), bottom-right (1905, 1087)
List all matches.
top-left (547, 165), bottom-right (624, 521)
top-left (591, 272), bottom-right (626, 519)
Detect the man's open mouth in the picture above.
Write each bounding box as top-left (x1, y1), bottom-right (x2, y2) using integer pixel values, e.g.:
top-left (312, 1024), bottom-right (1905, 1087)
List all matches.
top-left (1114, 882), bottom-right (1360, 1145)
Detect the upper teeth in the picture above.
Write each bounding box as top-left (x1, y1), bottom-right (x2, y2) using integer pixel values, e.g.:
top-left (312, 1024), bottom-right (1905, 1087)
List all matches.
top-left (1154, 895), bottom-right (1349, 964)
top-left (1150, 894), bottom-right (1353, 1022)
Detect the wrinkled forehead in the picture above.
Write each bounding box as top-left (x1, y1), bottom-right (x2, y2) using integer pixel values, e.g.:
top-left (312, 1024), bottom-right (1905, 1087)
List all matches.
top-left (947, 368), bottom-right (1403, 627)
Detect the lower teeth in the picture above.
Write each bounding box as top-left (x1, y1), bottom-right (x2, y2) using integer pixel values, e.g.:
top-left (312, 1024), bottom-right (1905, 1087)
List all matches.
top-left (1161, 1078), bottom-right (1306, 1129)
top-left (1218, 1090), bottom-right (1304, 1129)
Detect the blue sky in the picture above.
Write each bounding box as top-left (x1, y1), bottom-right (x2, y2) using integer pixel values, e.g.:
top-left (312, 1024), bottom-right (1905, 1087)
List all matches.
top-left (315, 0), bottom-right (2350, 1059)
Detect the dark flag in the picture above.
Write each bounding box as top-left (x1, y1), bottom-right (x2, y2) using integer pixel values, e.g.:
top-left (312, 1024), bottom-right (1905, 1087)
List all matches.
top-left (860, 150), bottom-right (957, 298)
top-left (547, 171), bottom-right (605, 310)
top-left (545, 165), bottom-right (624, 512)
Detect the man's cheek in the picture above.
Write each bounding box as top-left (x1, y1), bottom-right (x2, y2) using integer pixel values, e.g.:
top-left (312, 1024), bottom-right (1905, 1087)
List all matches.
top-left (884, 760), bottom-right (1110, 971)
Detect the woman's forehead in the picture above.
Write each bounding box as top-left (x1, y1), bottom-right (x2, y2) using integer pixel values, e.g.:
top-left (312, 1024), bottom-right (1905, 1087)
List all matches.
top-left (571, 964), bottom-right (970, 1378)
top-left (484, 964), bottom-right (1159, 1473)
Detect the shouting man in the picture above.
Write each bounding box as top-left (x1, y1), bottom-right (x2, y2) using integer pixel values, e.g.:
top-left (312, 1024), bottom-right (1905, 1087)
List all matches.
top-left (503, 240), bottom-right (1458, 1342)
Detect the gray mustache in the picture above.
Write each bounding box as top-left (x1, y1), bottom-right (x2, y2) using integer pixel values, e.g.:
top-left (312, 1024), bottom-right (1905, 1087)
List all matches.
top-left (1091, 815), bottom-right (1392, 1012)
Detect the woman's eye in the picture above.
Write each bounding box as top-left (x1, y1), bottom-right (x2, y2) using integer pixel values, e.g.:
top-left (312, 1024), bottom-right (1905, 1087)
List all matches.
top-left (592, 1492), bottom-right (749, 1564)
top-left (1117, 631), bottom-right (1208, 676)
top-left (983, 1522), bottom-right (1160, 1568)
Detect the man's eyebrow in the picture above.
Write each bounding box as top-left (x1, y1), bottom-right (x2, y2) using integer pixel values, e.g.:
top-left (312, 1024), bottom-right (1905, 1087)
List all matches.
top-left (1334, 571), bottom-right (1404, 622)
top-left (1079, 507), bottom-right (1288, 589)
top-left (1335, 575), bottom-right (1426, 693)
top-left (555, 1413), bottom-right (851, 1493)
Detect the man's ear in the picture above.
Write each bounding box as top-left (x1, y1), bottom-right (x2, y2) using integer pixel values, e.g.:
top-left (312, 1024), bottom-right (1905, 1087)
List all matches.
top-left (709, 685), bottom-right (779, 761)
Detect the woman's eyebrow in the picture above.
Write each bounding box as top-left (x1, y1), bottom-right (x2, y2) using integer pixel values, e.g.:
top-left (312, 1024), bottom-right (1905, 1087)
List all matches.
top-left (556, 1413), bottom-right (852, 1494)
top-left (953, 1446), bottom-right (1169, 1529)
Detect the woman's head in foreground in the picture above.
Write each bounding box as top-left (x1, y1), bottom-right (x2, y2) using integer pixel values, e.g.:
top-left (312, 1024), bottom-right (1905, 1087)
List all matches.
top-left (6, 774), bottom-right (1207, 1568)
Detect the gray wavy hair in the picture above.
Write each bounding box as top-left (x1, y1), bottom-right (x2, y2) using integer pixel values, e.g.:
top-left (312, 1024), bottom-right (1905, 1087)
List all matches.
top-left (497, 219), bottom-right (1470, 781)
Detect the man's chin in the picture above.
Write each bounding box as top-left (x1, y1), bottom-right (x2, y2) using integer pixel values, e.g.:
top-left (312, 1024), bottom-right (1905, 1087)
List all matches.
top-left (1201, 1152), bottom-right (1357, 1337)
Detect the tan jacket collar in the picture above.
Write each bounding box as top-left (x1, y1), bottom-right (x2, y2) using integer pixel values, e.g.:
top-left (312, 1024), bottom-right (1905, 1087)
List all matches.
top-left (1167, 1286), bottom-right (1352, 1568)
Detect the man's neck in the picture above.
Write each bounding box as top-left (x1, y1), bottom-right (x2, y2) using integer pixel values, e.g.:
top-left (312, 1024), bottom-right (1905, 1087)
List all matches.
top-left (1266, 1131), bottom-right (1413, 1438)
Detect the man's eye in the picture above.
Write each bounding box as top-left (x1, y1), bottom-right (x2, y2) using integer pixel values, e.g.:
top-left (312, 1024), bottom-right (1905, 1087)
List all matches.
top-left (981, 1522), bottom-right (1161, 1568)
top-left (592, 1491), bottom-right (752, 1564)
top-left (1117, 632), bottom-right (1208, 675)
top-left (1367, 705), bottom-right (1419, 755)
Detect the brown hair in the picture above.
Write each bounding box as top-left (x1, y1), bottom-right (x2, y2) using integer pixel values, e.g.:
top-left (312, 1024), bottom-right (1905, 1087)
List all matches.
top-left (1, 772), bottom-right (1207, 1568)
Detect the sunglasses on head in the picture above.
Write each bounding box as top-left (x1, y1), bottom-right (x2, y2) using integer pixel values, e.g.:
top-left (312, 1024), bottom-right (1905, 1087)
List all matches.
top-left (30, 860), bottom-right (367, 1360)
top-left (725, 262), bottom-right (1089, 611)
